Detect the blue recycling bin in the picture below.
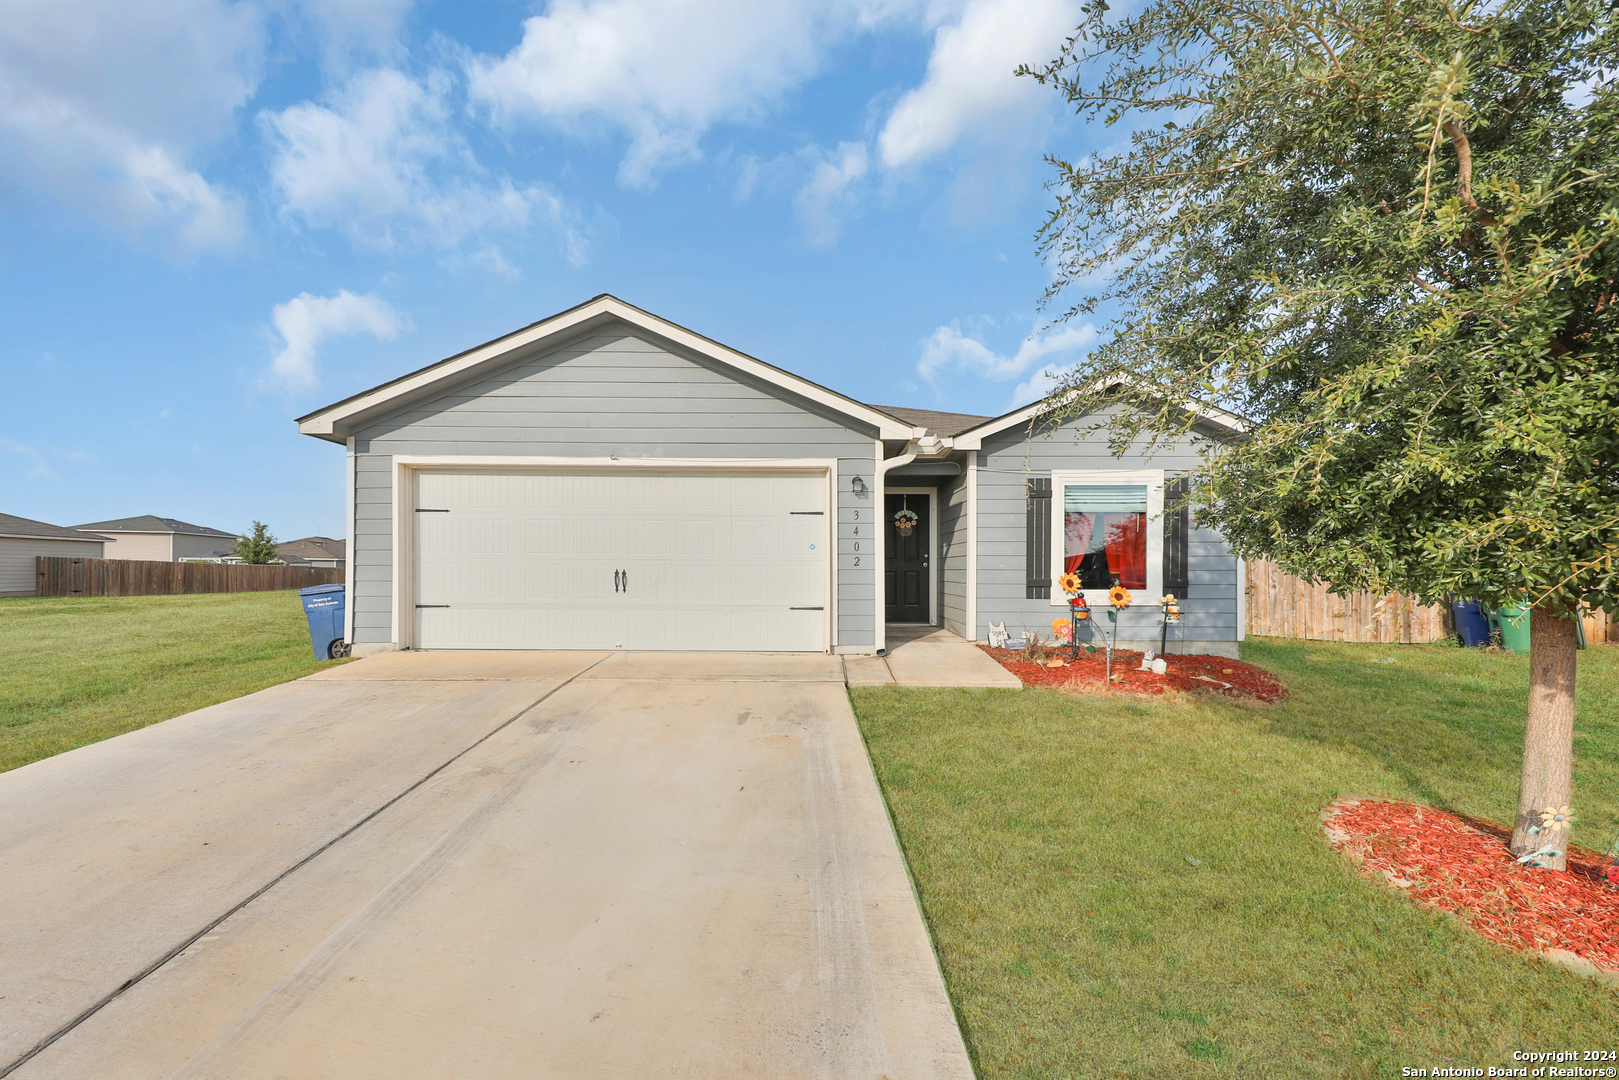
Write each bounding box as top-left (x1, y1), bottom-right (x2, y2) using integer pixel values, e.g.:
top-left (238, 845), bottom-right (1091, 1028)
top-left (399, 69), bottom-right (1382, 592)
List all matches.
top-left (1450, 598), bottom-right (1491, 648)
top-left (299, 583), bottom-right (348, 660)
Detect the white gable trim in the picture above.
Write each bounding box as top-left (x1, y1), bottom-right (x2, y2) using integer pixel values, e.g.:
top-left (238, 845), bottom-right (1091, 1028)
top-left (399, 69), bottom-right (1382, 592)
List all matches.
top-left (951, 384), bottom-right (1248, 450)
top-left (297, 295), bottom-right (917, 442)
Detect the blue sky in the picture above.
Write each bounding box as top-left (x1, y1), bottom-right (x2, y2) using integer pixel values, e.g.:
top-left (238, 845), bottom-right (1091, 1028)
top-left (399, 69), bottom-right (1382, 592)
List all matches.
top-left (1, 0), bottom-right (1106, 542)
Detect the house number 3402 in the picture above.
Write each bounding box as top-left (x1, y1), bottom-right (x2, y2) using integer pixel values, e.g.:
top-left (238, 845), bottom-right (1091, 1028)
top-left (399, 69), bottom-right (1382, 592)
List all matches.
top-left (850, 509), bottom-right (861, 565)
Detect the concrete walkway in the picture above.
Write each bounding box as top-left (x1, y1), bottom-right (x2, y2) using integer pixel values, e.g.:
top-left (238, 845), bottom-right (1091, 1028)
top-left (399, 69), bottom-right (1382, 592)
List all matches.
top-left (845, 626), bottom-right (1023, 689)
top-left (1, 652), bottom-right (972, 1080)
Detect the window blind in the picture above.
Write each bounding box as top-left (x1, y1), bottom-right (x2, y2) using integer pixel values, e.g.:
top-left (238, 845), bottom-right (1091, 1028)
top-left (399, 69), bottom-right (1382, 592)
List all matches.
top-left (1063, 484), bottom-right (1148, 513)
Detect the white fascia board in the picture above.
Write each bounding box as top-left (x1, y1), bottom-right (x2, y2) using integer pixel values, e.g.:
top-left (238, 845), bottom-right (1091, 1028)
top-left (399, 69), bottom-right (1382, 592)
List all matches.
top-left (952, 382), bottom-right (1248, 449)
top-left (298, 296), bottom-right (915, 441)
top-left (0, 534), bottom-right (108, 543)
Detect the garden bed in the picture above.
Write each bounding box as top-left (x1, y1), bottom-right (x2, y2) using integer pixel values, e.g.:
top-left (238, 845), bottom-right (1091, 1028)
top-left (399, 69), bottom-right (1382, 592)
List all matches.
top-left (977, 643), bottom-right (1288, 703)
top-left (1324, 797), bottom-right (1619, 973)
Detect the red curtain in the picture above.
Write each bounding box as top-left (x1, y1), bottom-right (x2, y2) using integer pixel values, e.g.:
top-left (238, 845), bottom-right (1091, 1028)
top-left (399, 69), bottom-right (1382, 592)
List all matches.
top-left (1104, 514), bottom-right (1146, 588)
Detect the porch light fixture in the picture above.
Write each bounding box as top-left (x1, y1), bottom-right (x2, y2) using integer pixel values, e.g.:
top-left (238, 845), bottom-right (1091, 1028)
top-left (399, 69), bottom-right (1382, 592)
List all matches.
top-left (850, 476), bottom-right (867, 496)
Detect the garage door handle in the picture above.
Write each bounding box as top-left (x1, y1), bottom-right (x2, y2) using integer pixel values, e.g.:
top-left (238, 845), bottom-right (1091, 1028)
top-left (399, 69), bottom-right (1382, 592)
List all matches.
top-left (790, 606), bottom-right (824, 611)
top-left (621, 570), bottom-right (628, 594)
top-left (789, 511), bottom-right (824, 515)
top-left (416, 604), bottom-right (449, 609)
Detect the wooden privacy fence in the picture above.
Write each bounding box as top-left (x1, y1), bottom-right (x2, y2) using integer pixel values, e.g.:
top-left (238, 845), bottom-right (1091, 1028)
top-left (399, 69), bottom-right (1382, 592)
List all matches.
top-left (1244, 559), bottom-right (1617, 644)
top-left (36, 556), bottom-right (343, 598)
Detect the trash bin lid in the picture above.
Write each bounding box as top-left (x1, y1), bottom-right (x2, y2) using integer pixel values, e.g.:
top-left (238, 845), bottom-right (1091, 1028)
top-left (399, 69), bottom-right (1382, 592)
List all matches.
top-left (299, 583), bottom-right (346, 596)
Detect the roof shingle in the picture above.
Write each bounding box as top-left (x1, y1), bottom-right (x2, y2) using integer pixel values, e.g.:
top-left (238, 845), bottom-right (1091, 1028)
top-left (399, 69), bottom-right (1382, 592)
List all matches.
top-left (71, 515), bottom-right (236, 538)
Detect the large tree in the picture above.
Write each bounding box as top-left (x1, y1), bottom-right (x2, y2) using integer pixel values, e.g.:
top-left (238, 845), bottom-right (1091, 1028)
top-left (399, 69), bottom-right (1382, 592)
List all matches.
top-left (1025, 0), bottom-right (1617, 869)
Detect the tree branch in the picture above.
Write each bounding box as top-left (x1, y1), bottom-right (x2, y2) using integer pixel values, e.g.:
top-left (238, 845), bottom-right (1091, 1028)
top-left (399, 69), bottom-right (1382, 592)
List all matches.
top-left (1442, 120), bottom-right (1496, 227)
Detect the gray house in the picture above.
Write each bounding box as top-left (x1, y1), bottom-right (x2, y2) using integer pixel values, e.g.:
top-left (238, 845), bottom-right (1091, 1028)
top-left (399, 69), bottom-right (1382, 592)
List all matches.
top-left (297, 295), bottom-right (1245, 658)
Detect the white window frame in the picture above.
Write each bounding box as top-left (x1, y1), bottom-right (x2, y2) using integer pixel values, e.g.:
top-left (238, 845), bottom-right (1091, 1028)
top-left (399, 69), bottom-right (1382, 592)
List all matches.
top-left (1048, 469), bottom-right (1165, 607)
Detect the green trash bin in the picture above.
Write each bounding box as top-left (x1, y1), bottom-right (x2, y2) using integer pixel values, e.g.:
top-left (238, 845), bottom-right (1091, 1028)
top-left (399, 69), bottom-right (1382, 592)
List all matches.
top-left (1488, 603), bottom-right (1531, 654)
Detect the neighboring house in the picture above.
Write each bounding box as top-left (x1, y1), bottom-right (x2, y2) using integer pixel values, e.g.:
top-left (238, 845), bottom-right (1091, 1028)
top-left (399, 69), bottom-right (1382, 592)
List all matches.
top-left (297, 295), bottom-right (1245, 658)
top-left (71, 516), bottom-right (238, 562)
top-left (0, 513), bottom-right (109, 597)
top-left (277, 537), bottom-right (346, 568)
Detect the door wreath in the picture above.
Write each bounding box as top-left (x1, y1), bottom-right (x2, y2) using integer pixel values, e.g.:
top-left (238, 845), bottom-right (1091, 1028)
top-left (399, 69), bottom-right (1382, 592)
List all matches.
top-left (893, 508), bottom-right (920, 536)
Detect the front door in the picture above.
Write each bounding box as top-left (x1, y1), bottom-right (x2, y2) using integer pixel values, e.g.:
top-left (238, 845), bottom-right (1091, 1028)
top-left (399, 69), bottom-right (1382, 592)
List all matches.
top-left (884, 492), bottom-right (929, 624)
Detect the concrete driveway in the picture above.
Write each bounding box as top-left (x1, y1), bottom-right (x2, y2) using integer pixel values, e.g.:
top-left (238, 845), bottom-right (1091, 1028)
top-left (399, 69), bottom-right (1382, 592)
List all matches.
top-left (0, 652), bottom-right (972, 1079)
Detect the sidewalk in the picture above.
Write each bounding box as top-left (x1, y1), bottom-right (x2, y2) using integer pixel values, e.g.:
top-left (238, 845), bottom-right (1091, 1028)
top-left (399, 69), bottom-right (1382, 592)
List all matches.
top-left (844, 626), bottom-right (1023, 689)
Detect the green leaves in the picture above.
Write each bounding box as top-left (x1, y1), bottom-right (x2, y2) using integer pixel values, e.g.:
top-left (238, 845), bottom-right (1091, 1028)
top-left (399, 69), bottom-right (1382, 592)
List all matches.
top-left (1029, 0), bottom-right (1619, 615)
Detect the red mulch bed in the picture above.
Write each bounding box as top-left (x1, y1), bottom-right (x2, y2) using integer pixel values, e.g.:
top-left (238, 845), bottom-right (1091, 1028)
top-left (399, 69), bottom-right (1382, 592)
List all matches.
top-left (977, 644), bottom-right (1288, 703)
top-left (1324, 798), bottom-right (1619, 971)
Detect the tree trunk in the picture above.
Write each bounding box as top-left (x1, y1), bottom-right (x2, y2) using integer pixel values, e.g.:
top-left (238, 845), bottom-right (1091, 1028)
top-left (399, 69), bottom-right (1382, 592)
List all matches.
top-left (1508, 605), bottom-right (1579, 871)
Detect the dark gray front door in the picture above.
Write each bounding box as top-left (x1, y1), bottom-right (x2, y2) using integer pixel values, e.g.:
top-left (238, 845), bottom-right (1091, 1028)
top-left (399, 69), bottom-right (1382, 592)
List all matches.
top-left (884, 493), bottom-right (928, 624)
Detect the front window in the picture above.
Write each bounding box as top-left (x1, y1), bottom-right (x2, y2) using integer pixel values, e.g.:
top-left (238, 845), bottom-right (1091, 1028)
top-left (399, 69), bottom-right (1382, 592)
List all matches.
top-left (1063, 484), bottom-right (1148, 589)
top-left (1048, 470), bottom-right (1163, 604)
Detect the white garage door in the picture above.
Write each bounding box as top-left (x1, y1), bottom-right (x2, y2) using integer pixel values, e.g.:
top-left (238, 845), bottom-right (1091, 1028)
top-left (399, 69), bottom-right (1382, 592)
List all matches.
top-left (412, 469), bottom-right (829, 651)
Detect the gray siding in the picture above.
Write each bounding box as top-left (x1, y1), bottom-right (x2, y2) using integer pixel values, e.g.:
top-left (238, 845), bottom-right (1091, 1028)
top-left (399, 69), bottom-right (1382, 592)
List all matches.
top-left (975, 413), bottom-right (1237, 652)
top-left (938, 471), bottom-right (968, 636)
top-left (350, 327), bottom-right (878, 648)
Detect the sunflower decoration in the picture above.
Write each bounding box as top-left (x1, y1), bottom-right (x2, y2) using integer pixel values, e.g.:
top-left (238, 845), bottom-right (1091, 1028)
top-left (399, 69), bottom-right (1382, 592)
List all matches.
top-left (1108, 583), bottom-right (1132, 609)
top-left (1539, 804), bottom-right (1573, 833)
top-left (1059, 571), bottom-right (1083, 596)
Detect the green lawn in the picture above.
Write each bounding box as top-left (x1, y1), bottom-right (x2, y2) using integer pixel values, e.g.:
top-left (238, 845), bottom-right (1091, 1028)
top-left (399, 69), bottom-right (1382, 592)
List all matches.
top-left (0, 591), bottom-right (347, 773)
top-left (851, 639), bottom-right (1619, 1079)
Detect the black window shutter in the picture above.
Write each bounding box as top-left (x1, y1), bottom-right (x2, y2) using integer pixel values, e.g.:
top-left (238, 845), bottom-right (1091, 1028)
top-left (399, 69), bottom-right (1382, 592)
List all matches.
top-left (1026, 477), bottom-right (1052, 599)
top-left (1163, 476), bottom-right (1190, 594)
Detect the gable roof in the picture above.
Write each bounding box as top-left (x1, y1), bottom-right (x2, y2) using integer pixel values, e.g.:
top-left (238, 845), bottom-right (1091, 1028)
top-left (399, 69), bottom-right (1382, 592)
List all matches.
top-left (867, 405), bottom-right (992, 438)
top-left (277, 537), bottom-right (346, 562)
top-left (72, 515), bottom-right (236, 538)
top-left (297, 294), bottom-right (920, 444)
top-left (0, 512), bottom-right (111, 543)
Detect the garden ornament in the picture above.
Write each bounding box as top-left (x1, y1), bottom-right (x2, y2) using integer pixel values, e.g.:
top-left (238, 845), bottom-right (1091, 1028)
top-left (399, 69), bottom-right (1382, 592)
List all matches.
top-left (1158, 593), bottom-right (1181, 660)
top-left (988, 621), bottom-right (1009, 648)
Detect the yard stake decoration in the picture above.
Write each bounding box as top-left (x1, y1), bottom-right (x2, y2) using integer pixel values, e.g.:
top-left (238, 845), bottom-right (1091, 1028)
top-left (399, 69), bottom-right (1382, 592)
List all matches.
top-left (1103, 582), bottom-right (1131, 684)
top-left (1060, 571), bottom-right (1089, 661)
top-left (1158, 593), bottom-right (1181, 659)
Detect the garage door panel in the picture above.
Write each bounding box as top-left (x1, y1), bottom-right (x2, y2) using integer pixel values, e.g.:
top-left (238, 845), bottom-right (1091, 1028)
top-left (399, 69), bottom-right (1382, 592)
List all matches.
top-left (414, 469), bottom-right (827, 651)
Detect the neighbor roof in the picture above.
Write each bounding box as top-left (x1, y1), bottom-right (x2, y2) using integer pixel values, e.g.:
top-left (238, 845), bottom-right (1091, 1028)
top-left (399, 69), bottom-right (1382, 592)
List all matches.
top-left (866, 405), bottom-right (992, 438)
top-left (72, 515), bottom-right (235, 538)
top-left (277, 537), bottom-right (346, 562)
top-left (298, 294), bottom-right (920, 443)
top-left (0, 512), bottom-right (112, 543)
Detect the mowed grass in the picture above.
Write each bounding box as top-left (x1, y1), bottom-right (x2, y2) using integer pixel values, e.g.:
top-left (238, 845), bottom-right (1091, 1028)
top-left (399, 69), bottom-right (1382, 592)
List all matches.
top-left (851, 639), bottom-right (1619, 1079)
top-left (0, 591), bottom-right (346, 773)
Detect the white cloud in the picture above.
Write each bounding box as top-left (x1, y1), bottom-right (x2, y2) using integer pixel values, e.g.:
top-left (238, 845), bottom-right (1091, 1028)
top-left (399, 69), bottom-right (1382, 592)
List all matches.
top-left (919, 320), bottom-right (1096, 381)
top-left (0, 0), bottom-right (261, 252)
top-left (0, 439), bottom-right (57, 481)
top-left (877, 0), bottom-right (1075, 170)
top-left (794, 142), bottom-right (869, 247)
top-left (465, 0), bottom-right (924, 188)
top-left (262, 68), bottom-right (589, 264)
top-left (1010, 365), bottom-right (1067, 407)
top-left (292, 0), bottom-right (415, 70)
top-left (264, 290), bottom-right (409, 393)
top-left (918, 319), bottom-right (1097, 405)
